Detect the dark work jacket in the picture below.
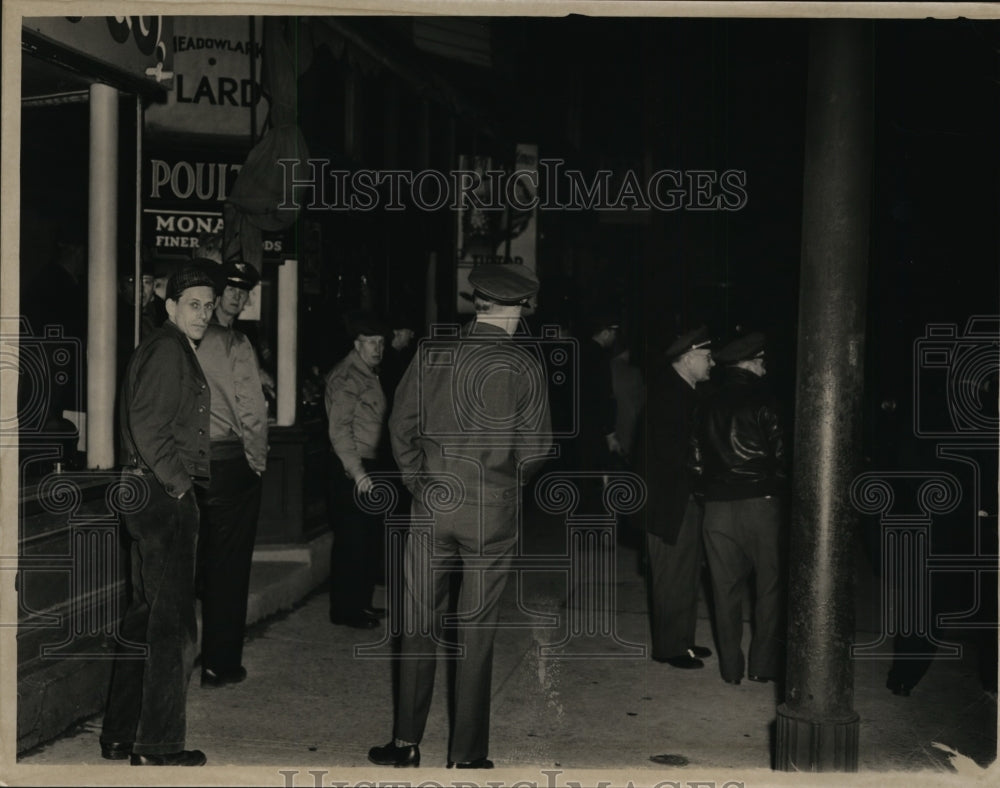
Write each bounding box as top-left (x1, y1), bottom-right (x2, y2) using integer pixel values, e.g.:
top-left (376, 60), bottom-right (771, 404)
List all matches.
top-left (389, 320), bottom-right (552, 507)
top-left (576, 338), bottom-right (617, 472)
top-left (692, 367), bottom-right (786, 501)
top-left (120, 321), bottom-right (211, 497)
top-left (642, 362), bottom-right (701, 544)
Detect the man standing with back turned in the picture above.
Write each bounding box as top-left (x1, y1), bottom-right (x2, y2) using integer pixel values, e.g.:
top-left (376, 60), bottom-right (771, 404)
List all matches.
top-left (368, 264), bottom-right (552, 769)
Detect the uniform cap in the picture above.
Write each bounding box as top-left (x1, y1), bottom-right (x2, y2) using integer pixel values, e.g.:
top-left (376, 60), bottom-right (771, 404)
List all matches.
top-left (664, 325), bottom-right (712, 360)
top-left (715, 332), bottom-right (766, 363)
top-left (221, 260), bottom-right (261, 291)
top-left (468, 264), bottom-right (540, 305)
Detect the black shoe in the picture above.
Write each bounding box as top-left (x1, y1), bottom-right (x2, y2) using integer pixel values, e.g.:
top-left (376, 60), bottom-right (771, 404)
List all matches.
top-left (368, 741), bottom-right (420, 767)
top-left (100, 741), bottom-right (132, 760)
top-left (748, 674), bottom-right (773, 683)
top-left (362, 606), bottom-right (387, 619)
top-left (657, 653), bottom-right (704, 669)
top-left (201, 665), bottom-right (247, 687)
top-left (886, 678), bottom-right (911, 697)
top-left (689, 645), bottom-right (712, 659)
top-left (724, 678), bottom-right (742, 685)
top-left (330, 611), bottom-right (380, 629)
top-left (448, 757), bottom-right (494, 769)
top-left (130, 750), bottom-right (207, 766)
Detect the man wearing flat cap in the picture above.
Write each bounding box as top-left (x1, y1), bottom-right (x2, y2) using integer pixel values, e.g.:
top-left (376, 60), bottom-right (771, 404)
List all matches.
top-left (692, 331), bottom-right (786, 685)
top-left (325, 310), bottom-right (390, 629)
top-left (643, 325), bottom-right (716, 669)
top-left (101, 264), bottom-right (217, 766)
top-left (369, 263), bottom-right (552, 769)
top-left (193, 257), bottom-right (269, 688)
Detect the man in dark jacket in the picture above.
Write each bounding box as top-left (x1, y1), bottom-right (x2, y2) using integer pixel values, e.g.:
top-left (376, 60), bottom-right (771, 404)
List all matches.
top-left (100, 264), bottom-right (217, 766)
top-left (693, 332), bottom-right (786, 685)
top-left (643, 326), bottom-right (715, 668)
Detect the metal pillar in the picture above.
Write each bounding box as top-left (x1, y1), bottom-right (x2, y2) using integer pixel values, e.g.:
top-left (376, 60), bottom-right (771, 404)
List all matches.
top-left (86, 84), bottom-right (118, 469)
top-left (776, 21), bottom-right (873, 772)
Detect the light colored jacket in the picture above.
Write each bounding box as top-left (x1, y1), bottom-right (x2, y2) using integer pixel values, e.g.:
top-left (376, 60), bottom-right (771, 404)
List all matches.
top-left (325, 349), bottom-right (386, 479)
top-left (196, 323), bottom-right (269, 473)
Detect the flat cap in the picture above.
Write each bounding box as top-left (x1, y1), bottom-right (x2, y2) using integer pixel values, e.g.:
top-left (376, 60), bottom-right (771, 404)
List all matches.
top-left (468, 264), bottom-right (539, 305)
top-left (346, 310), bottom-right (388, 339)
top-left (715, 332), bottom-right (766, 363)
top-left (664, 325), bottom-right (712, 360)
top-left (166, 261), bottom-right (220, 301)
top-left (221, 260), bottom-right (261, 291)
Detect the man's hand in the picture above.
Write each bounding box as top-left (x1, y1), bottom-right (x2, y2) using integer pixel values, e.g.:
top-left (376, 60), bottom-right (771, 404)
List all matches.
top-left (606, 432), bottom-right (623, 456)
top-left (355, 473), bottom-right (374, 495)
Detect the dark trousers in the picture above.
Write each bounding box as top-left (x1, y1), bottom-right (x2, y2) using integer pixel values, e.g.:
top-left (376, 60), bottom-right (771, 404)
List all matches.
top-left (646, 497), bottom-right (705, 660)
top-left (196, 456), bottom-right (262, 672)
top-left (702, 496), bottom-right (783, 682)
top-left (395, 499), bottom-right (517, 764)
top-left (329, 459), bottom-right (381, 617)
top-left (101, 481), bottom-right (199, 754)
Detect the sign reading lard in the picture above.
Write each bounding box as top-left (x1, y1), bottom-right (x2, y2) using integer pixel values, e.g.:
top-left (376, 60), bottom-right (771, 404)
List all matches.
top-left (145, 16), bottom-right (268, 139)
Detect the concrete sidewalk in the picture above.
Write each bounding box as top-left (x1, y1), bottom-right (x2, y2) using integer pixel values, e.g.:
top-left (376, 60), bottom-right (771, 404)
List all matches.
top-left (14, 513), bottom-right (998, 785)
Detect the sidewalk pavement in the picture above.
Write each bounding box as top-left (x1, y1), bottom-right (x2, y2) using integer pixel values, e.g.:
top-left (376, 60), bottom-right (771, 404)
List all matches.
top-left (14, 510), bottom-right (998, 787)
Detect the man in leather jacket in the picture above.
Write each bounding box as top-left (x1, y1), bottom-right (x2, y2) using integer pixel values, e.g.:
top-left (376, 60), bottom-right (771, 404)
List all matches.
top-left (693, 332), bottom-right (787, 685)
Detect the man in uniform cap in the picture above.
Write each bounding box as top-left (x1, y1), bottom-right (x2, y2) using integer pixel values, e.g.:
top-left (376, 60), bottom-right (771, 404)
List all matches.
top-left (643, 325), bottom-right (716, 669)
top-left (369, 264), bottom-right (552, 768)
top-left (192, 256), bottom-right (269, 688)
top-left (325, 310), bottom-right (390, 629)
top-left (101, 263), bottom-right (217, 766)
top-left (692, 331), bottom-right (786, 685)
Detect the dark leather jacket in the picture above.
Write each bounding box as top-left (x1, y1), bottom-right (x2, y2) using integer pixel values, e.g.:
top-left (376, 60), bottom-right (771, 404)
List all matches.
top-left (120, 321), bottom-right (211, 497)
top-left (693, 367), bottom-right (786, 500)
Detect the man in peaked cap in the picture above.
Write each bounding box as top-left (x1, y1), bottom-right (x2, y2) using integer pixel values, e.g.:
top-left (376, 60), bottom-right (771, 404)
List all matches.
top-left (193, 256), bottom-right (268, 689)
top-left (369, 264), bottom-right (551, 769)
top-left (101, 263), bottom-right (217, 766)
top-left (692, 331), bottom-right (787, 685)
top-left (643, 325), bottom-right (716, 669)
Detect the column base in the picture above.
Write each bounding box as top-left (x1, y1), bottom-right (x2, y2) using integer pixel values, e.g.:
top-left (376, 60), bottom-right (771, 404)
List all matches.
top-left (776, 703), bottom-right (860, 772)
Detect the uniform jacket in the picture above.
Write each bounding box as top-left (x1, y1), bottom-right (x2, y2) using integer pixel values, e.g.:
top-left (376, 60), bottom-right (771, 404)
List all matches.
top-left (196, 322), bottom-right (269, 472)
top-left (120, 320), bottom-right (211, 497)
top-left (642, 361), bottom-right (701, 543)
top-left (389, 320), bottom-right (553, 507)
top-left (325, 348), bottom-right (387, 479)
top-left (692, 366), bottom-right (786, 500)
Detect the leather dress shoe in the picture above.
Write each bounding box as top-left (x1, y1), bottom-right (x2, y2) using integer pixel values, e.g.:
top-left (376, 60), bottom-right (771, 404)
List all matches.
top-left (100, 741), bottom-right (132, 760)
top-left (886, 678), bottom-right (911, 697)
top-left (368, 741), bottom-right (420, 767)
top-left (362, 606), bottom-right (387, 619)
top-left (657, 652), bottom-right (704, 669)
top-left (330, 611), bottom-right (380, 629)
top-left (448, 757), bottom-right (494, 769)
top-left (748, 674), bottom-right (773, 683)
top-left (130, 749), bottom-right (207, 766)
top-left (689, 645), bottom-right (713, 659)
top-left (201, 665), bottom-right (247, 687)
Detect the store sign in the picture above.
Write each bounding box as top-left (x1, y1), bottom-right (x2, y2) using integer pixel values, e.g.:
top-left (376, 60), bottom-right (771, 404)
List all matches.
top-left (145, 16), bottom-right (267, 139)
top-left (144, 153), bottom-right (290, 258)
top-left (23, 16), bottom-right (173, 86)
